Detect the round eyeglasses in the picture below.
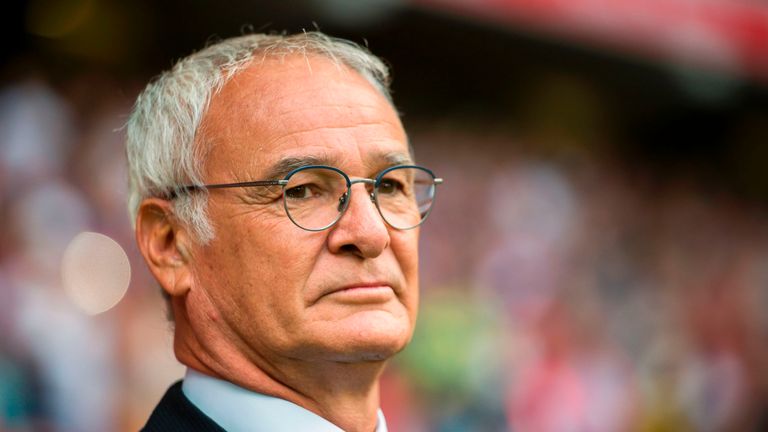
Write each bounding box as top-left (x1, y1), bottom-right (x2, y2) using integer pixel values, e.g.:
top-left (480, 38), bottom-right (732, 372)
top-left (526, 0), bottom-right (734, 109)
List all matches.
top-left (172, 165), bottom-right (443, 231)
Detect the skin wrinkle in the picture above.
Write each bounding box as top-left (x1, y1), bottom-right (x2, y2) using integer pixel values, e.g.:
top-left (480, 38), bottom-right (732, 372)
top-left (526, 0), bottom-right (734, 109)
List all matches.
top-left (182, 307), bottom-right (317, 411)
top-left (269, 97), bottom-right (384, 116)
top-left (177, 284), bottom-right (232, 369)
top-left (186, 261), bottom-right (278, 381)
top-left (197, 276), bottom-right (295, 385)
top-left (199, 122), bottom-right (407, 184)
top-left (267, 98), bottom-right (395, 123)
top-left (236, 187), bottom-right (281, 206)
top-left (261, 120), bottom-right (405, 158)
top-left (198, 122), bottom-right (402, 188)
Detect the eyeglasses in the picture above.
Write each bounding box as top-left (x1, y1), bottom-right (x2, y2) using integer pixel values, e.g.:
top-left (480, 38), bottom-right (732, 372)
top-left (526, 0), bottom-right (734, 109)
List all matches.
top-left (172, 165), bottom-right (443, 231)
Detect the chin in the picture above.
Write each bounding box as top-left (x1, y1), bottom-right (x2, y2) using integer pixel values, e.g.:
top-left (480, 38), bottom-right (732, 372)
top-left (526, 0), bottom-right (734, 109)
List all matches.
top-left (306, 311), bottom-right (415, 363)
top-left (342, 332), bottom-right (411, 362)
top-left (357, 322), bottom-right (413, 359)
top-left (327, 340), bottom-right (409, 363)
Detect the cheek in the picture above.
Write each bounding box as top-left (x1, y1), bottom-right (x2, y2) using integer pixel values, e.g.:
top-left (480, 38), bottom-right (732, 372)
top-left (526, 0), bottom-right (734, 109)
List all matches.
top-left (391, 230), bottom-right (420, 315)
top-left (191, 224), bottom-right (327, 343)
top-left (220, 223), bottom-right (324, 310)
top-left (394, 230), bottom-right (420, 281)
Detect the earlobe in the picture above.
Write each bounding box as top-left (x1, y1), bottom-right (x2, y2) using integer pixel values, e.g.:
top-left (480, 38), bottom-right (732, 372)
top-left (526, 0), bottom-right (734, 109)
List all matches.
top-left (135, 198), bottom-right (193, 297)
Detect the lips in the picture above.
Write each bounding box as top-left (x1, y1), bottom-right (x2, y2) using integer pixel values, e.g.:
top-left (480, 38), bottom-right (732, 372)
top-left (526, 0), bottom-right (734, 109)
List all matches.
top-left (313, 280), bottom-right (398, 305)
top-left (325, 281), bottom-right (392, 296)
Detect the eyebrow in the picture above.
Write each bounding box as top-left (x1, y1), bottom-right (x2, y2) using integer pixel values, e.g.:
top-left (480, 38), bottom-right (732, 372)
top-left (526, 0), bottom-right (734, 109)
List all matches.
top-left (380, 152), bottom-right (414, 167)
top-left (262, 156), bottom-right (328, 180)
top-left (263, 152), bottom-right (414, 180)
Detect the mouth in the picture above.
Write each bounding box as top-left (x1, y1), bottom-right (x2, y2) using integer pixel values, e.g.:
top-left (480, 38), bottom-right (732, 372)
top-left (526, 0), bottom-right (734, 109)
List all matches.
top-left (318, 282), bottom-right (396, 304)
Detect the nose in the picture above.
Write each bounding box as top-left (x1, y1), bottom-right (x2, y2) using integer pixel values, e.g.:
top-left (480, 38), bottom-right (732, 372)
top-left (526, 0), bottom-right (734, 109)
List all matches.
top-left (326, 182), bottom-right (390, 258)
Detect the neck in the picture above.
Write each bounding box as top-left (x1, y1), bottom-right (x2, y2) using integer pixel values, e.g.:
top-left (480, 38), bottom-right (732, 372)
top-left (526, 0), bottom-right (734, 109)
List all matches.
top-left (172, 302), bottom-right (385, 432)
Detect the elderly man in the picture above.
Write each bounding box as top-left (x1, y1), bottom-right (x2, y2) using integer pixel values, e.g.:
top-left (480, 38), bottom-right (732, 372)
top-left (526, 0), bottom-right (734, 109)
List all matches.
top-left (126, 32), bottom-right (442, 431)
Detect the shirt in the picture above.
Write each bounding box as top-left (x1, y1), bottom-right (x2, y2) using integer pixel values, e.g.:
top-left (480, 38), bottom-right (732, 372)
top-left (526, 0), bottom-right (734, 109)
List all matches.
top-left (182, 369), bottom-right (389, 432)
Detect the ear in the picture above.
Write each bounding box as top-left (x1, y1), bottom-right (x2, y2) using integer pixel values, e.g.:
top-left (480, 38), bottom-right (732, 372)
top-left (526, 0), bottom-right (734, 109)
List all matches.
top-left (135, 198), bottom-right (195, 298)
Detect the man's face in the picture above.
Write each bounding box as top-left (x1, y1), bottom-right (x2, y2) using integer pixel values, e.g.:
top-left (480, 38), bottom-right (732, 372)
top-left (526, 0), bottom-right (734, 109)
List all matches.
top-left (185, 55), bottom-right (419, 366)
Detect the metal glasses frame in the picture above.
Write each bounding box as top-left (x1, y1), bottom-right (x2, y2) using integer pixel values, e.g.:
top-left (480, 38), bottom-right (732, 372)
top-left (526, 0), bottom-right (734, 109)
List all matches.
top-left (171, 164), bottom-right (443, 231)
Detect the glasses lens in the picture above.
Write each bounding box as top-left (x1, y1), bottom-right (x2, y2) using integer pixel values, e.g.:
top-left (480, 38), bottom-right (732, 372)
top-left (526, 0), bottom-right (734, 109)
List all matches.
top-left (283, 167), bottom-right (348, 231)
top-left (376, 167), bottom-right (437, 230)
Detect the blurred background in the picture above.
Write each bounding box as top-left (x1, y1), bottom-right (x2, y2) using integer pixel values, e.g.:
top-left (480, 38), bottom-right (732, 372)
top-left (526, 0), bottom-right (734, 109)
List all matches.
top-left (2, 0), bottom-right (768, 431)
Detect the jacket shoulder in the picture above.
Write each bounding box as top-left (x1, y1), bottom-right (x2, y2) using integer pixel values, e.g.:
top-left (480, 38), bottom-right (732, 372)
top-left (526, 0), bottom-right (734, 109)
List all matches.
top-left (141, 381), bottom-right (226, 432)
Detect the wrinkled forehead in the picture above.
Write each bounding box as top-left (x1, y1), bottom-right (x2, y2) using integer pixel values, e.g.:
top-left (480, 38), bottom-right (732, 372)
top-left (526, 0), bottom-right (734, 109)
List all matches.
top-left (197, 54), bottom-right (409, 180)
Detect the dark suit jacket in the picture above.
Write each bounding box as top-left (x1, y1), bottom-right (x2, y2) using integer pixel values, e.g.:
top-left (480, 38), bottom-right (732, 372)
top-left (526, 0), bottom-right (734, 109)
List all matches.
top-left (142, 381), bottom-right (226, 431)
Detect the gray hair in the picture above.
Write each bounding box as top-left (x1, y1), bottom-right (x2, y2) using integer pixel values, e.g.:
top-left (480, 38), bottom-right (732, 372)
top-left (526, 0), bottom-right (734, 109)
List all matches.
top-left (125, 32), bottom-right (393, 243)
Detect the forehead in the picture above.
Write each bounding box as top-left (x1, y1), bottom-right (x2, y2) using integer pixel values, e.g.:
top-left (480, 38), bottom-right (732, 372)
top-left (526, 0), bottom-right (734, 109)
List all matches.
top-left (199, 54), bottom-right (409, 179)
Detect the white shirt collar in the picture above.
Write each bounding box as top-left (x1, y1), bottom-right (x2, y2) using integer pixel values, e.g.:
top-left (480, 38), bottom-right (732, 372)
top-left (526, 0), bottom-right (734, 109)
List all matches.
top-left (182, 369), bottom-right (388, 432)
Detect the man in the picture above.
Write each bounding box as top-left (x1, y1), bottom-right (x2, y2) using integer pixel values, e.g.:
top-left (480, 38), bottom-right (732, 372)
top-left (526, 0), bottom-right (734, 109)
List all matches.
top-left (126, 32), bottom-right (442, 431)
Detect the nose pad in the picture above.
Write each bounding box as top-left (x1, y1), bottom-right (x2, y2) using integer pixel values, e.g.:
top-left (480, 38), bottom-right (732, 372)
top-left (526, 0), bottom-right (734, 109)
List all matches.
top-left (336, 187), bottom-right (377, 212)
top-left (337, 192), bottom-right (348, 212)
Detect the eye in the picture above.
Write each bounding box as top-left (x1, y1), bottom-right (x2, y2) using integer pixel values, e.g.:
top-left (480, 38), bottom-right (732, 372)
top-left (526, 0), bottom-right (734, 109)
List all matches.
top-left (378, 178), bottom-right (404, 195)
top-left (285, 184), bottom-right (313, 200)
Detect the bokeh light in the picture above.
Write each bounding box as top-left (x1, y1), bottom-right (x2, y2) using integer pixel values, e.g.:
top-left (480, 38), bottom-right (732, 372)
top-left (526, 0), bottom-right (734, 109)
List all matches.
top-left (61, 232), bottom-right (131, 315)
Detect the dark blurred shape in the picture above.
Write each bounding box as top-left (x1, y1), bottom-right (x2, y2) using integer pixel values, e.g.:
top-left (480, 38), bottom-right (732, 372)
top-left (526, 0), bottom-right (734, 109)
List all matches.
top-left (25, 0), bottom-right (94, 39)
top-left (414, 0), bottom-right (768, 85)
top-left (309, 0), bottom-right (404, 27)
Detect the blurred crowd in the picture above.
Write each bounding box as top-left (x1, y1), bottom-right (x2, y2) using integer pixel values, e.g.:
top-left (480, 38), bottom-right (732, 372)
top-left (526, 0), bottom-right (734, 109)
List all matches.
top-left (1, 69), bottom-right (767, 432)
top-left (398, 126), bottom-right (768, 431)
